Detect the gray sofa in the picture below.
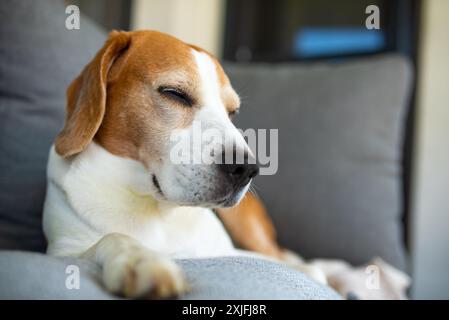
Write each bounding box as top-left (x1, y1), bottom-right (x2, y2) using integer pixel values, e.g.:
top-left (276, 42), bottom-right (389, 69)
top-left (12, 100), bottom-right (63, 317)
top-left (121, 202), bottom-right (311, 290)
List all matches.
top-left (0, 0), bottom-right (412, 299)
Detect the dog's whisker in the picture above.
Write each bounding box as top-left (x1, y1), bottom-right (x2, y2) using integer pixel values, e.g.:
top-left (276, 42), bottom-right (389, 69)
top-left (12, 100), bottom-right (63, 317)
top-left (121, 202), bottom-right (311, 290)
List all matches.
top-left (248, 184), bottom-right (260, 198)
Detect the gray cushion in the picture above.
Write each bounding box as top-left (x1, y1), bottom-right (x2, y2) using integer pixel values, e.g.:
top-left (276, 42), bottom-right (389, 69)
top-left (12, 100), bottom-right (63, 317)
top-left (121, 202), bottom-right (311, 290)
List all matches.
top-left (0, 0), bottom-right (106, 251)
top-left (0, 251), bottom-right (340, 299)
top-left (226, 56), bottom-right (412, 270)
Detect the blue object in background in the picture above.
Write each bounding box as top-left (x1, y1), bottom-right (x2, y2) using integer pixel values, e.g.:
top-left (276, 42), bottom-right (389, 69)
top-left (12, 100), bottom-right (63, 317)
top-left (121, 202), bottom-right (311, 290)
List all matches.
top-left (294, 27), bottom-right (386, 58)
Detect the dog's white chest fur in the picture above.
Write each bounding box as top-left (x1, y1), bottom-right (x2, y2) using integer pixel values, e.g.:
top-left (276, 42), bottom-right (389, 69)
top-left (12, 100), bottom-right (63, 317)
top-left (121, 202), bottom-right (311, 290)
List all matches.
top-left (43, 143), bottom-right (235, 258)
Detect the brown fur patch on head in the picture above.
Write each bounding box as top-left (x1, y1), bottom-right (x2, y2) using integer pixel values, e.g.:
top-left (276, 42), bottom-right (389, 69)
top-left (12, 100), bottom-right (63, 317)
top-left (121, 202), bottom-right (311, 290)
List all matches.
top-left (56, 30), bottom-right (241, 171)
top-left (95, 31), bottom-right (201, 166)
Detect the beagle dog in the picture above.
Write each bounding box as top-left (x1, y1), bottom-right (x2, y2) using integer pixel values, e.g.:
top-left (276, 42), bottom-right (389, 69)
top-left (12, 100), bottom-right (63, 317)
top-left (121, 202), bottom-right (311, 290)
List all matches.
top-left (43, 30), bottom-right (324, 299)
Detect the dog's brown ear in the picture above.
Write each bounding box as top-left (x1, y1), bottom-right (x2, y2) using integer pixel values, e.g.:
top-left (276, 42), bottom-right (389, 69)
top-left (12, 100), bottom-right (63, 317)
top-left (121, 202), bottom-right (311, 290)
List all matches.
top-left (55, 31), bottom-right (130, 157)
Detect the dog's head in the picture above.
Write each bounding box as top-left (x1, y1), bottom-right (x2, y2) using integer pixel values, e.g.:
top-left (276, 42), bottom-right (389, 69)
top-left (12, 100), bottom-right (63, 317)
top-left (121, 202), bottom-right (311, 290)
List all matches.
top-left (55, 30), bottom-right (258, 208)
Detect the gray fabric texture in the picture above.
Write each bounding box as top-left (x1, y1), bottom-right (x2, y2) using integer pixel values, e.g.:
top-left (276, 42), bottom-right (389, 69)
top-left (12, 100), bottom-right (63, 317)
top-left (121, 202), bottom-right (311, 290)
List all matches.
top-left (225, 56), bottom-right (412, 270)
top-left (0, 0), bottom-right (107, 251)
top-left (0, 251), bottom-right (340, 299)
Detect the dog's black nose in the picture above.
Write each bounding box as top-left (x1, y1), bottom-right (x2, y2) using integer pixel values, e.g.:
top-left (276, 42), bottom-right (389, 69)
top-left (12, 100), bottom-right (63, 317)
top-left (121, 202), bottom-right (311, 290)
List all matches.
top-left (218, 151), bottom-right (259, 186)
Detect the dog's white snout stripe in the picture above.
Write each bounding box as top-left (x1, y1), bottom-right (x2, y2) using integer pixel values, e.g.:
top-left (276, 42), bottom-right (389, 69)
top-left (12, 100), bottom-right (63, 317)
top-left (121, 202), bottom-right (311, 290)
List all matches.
top-left (191, 50), bottom-right (249, 155)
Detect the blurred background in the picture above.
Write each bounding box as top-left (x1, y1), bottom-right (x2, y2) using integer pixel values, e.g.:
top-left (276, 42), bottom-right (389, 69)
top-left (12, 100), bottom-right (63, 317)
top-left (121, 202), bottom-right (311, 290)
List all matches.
top-left (69, 0), bottom-right (448, 299)
top-left (1, 0), bottom-right (446, 299)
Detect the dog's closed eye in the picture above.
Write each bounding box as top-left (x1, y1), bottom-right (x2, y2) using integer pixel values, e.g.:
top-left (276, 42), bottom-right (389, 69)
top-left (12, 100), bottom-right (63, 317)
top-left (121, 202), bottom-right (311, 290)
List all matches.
top-left (158, 86), bottom-right (193, 107)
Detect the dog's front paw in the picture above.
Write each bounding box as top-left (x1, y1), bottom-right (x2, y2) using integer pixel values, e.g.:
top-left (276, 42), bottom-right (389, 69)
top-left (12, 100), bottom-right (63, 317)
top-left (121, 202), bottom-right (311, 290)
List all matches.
top-left (102, 249), bottom-right (189, 299)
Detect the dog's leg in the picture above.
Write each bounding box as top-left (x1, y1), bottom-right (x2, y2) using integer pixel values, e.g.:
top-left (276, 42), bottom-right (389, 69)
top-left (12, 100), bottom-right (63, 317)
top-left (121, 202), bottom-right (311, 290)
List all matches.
top-left (81, 233), bottom-right (189, 299)
top-left (216, 192), bottom-right (283, 259)
top-left (217, 193), bottom-right (327, 285)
